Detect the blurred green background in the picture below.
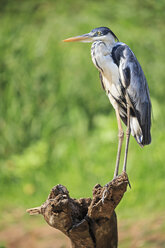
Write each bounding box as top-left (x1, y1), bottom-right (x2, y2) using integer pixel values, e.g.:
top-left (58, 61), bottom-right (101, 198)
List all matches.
top-left (0, 0), bottom-right (165, 247)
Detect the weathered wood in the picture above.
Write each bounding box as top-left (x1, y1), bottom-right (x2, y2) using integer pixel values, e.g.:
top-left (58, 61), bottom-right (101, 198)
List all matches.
top-left (27, 172), bottom-right (128, 248)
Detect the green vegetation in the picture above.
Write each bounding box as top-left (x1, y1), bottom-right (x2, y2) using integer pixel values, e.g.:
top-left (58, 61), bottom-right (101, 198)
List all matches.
top-left (0, 0), bottom-right (165, 224)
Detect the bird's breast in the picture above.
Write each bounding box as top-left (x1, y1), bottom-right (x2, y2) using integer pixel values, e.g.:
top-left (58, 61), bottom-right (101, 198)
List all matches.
top-left (96, 56), bottom-right (121, 95)
top-left (91, 41), bottom-right (119, 86)
top-left (91, 41), bottom-right (123, 107)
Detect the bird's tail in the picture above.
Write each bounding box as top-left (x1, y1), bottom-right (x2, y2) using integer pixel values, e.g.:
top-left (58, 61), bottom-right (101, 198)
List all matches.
top-left (130, 117), bottom-right (151, 147)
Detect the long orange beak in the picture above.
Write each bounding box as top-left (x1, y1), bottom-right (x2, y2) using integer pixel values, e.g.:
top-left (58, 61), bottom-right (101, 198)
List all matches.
top-left (63, 33), bottom-right (92, 43)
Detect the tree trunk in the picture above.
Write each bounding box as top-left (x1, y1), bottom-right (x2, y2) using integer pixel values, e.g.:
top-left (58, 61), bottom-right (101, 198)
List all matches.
top-left (27, 172), bottom-right (129, 248)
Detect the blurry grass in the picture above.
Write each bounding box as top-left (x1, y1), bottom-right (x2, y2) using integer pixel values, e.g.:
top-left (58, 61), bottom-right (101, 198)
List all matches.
top-left (0, 0), bottom-right (165, 223)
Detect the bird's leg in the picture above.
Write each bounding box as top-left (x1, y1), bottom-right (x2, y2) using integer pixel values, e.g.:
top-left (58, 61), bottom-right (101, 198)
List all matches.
top-left (101, 108), bottom-right (124, 203)
top-left (114, 108), bottom-right (124, 178)
top-left (123, 105), bottom-right (131, 173)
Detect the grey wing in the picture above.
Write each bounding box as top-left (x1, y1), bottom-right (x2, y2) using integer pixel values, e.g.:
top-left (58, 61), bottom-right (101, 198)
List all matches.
top-left (112, 43), bottom-right (151, 146)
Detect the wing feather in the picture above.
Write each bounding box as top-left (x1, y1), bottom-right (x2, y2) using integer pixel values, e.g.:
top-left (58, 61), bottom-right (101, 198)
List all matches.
top-left (112, 43), bottom-right (151, 145)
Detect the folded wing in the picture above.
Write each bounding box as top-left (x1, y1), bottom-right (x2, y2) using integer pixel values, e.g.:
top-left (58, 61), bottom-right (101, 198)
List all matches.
top-left (111, 43), bottom-right (151, 146)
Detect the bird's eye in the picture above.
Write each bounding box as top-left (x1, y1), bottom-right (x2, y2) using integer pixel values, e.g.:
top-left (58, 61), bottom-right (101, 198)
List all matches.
top-left (97, 31), bottom-right (101, 36)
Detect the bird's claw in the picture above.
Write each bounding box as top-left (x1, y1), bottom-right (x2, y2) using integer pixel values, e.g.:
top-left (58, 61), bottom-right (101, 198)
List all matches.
top-left (128, 178), bottom-right (131, 189)
top-left (101, 183), bottom-right (109, 204)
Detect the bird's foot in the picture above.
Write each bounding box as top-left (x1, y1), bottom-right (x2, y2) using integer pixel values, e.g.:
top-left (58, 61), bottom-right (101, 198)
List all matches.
top-left (127, 177), bottom-right (131, 189)
top-left (101, 176), bottom-right (119, 203)
top-left (101, 172), bottom-right (131, 204)
top-left (101, 183), bottom-right (109, 204)
top-left (122, 170), bottom-right (131, 189)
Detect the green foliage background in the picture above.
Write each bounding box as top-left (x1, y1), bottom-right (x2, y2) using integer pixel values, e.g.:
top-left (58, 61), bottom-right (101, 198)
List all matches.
top-left (0, 0), bottom-right (165, 221)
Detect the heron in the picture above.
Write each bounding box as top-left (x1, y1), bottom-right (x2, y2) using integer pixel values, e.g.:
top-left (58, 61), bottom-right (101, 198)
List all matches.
top-left (63, 27), bottom-right (151, 178)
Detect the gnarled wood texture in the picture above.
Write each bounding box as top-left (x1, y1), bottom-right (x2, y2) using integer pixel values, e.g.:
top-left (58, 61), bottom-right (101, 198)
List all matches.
top-left (27, 172), bottom-right (128, 248)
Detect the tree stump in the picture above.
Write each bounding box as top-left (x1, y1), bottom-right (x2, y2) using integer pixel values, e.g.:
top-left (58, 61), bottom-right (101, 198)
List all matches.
top-left (27, 172), bottom-right (129, 248)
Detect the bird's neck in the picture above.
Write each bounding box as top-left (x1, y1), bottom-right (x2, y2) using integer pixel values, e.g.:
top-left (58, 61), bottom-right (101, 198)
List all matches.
top-left (92, 38), bottom-right (116, 50)
top-left (103, 38), bottom-right (116, 48)
top-left (91, 39), bottom-right (115, 72)
top-left (91, 39), bottom-right (116, 56)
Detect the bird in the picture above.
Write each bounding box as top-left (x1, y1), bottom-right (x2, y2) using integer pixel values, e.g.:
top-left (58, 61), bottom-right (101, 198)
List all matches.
top-left (63, 27), bottom-right (151, 178)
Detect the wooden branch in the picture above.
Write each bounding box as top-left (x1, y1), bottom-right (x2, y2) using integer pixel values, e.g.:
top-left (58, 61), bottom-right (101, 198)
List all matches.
top-left (27, 172), bottom-right (128, 248)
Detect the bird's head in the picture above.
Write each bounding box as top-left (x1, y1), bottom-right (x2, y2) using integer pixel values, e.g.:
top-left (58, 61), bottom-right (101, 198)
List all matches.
top-left (63, 27), bottom-right (119, 44)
